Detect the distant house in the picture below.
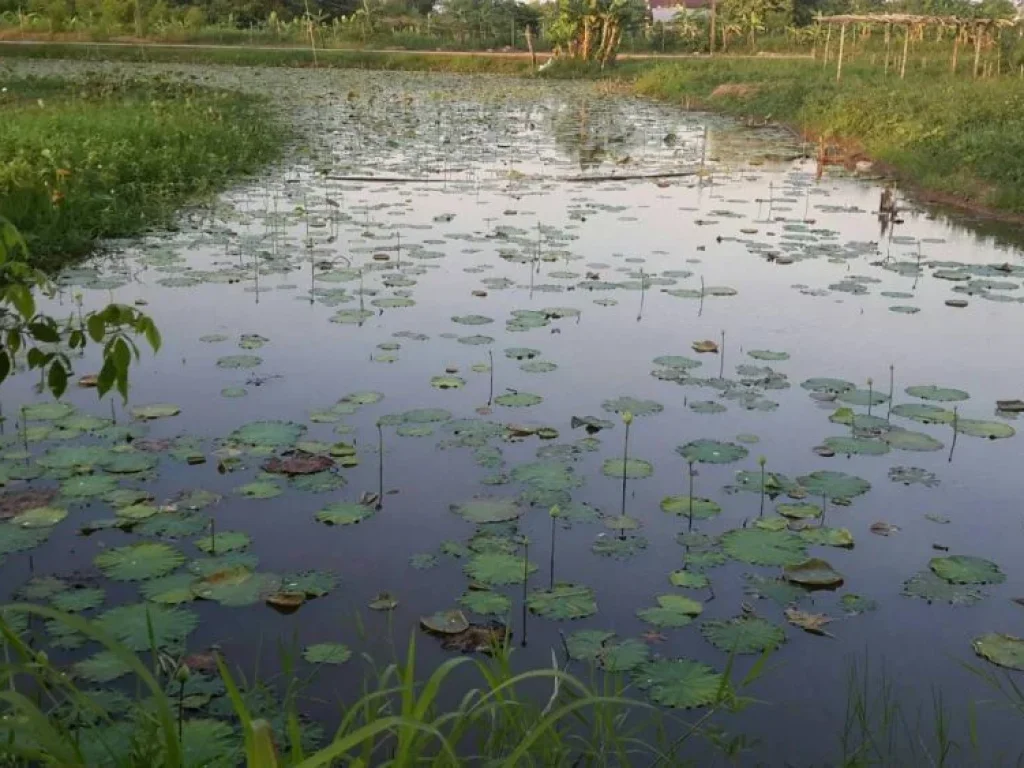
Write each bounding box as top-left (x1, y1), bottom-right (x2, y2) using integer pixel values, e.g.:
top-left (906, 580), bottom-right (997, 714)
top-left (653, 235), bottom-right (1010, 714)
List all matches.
top-left (649, 0), bottom-right (709, 22)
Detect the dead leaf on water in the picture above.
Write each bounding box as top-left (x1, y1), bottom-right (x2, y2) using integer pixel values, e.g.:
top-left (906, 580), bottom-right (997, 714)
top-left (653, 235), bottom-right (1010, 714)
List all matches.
top-left (784, 607), bottom-right (834, 637)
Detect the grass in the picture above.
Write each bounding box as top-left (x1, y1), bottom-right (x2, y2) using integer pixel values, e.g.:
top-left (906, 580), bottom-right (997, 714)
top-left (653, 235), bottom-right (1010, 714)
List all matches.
top-left (0, 74), bottom-right (283, 268)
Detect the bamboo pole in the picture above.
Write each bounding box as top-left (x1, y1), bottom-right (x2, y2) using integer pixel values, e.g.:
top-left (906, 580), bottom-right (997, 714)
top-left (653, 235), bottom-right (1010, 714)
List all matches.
top-left (973, 24), bottom-right (983, 78)
top-left (836, 22), bottom-right (846, 81)
top-left (900, 23), bottom-right (910, 79)
top-left (884, 22), bottom-right (891, 75)
top-left (951, 26), bottom-right (959, 73)
top-left (823, 23), bottom-right (832, 67)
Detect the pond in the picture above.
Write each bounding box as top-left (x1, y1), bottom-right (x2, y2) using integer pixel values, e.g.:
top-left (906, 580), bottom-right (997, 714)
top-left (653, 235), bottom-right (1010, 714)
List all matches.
top-left (3, 61), bottom-right (1024, 764)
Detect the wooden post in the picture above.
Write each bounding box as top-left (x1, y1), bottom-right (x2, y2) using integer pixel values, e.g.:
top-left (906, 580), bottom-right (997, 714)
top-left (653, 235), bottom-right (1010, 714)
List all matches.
top-left (951, 26), bottom-right (959, 74)
top-left (823, 23), bottom-right (832, 67)
top-left (900, 24), bottom-right (910, 79)
top-left (709, 0), bottom-right (717, 54)
top-left (836, 23), bottom-right (846, 82)
top-left (974, 24), bottom-right (983, 78)
top-left (884, 22), bottom-right (892, 76)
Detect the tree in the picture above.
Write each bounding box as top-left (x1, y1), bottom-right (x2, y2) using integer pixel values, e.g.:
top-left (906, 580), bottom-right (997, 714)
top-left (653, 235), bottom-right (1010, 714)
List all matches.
top-left (547, 0), bottom-right (647, 65)
top-left (0, 218), bottom-right (160, 402)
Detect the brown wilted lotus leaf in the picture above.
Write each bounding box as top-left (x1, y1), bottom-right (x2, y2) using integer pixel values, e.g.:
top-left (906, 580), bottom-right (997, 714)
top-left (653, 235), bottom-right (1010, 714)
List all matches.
top-left (0, 489), bottom-right (58, 520)
top-left (439, 622), bottom-right (508, 653)
top-left (262, 451), bottom-right (335, 476)
top-left (265, 591), bottom-right (306, 614)
top-left (692, 340), bottom-right (719, 354)
top-left (784, 607), bottom-right (834, 637)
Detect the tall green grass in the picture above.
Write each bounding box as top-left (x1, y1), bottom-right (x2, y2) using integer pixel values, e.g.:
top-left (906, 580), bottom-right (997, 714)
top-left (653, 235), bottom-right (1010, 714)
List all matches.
top-left (0, 75), bottom-right (283, 268)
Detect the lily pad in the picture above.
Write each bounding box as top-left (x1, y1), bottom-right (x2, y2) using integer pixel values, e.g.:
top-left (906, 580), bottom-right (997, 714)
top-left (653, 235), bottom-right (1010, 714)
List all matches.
top-left (822, 436), bottom-right (889, 456)
top-left (74, 651), bottom-right (133, 683)
top-left (891, 403), bottom-right (956, 425)
top-left (96, 603), bottom-right (199, 651)
top-left (194, 531), bottom-right (251, 554)
top-left (883, 429), bottom-right (944, 452)
top-left (634, 659), bottom-right (723, 708)
top-left (431, 375), bottom-right (466, 390)
top-left (494, 392), bottom-right (543, 407)
top-left (637, 594), bottom-right (704, 628)
top-left (130, 404), bottom-right (181, 420)
top-left (528, 583), bottom-right (597, 620)
top-left (660, 496), bottom-right (722, 519)
top-left (229, 420), bottom-right (306, 448)
top-left (776, 503), bottom-right (821, 520)
top-left (316, 502), bottom-right (375, 526)
top-left (216, 355), bottom-right (262, 369)
top-left (906, 385), bottom-right (969, 402)
top-left (602, 397), bottom-right (663, 417)
top-left (95, 542), bottom-right (184, 581)
top-left (701, 616), bottom-right (786, 654)
top-left (303, 643), bottom-right (352, 665)
top-left (592, 534), bottom-right (648, 559)
top-left (565, 630), bottom-right (649, 672)
top-left (670, 569), bottom-right (710, 589)
top-left (459, 590), bottom-right (511, 615)
top-left (783, 558), bottom-right (844, 588)
top-left (192, 568), bottom-right (279, 606)
top-left (903, 571), bottom-right (984, 605)
top-left (955, 419), bottom-right (1015, 439)
top-left (796, 471), bottom-right (870, 500)
top-left (11, 506), bottom-right (67, 528)
top-left (721, 529), bottom-right (807, 566)
top-left (141, 573), bottom-right (199, 605)
top-left (464, 552), bottom-right (536, 585)
top-left (930, 555), bottom-right (1005, 585)
top-left (799, 527), bottom-right (855, 548)
top-left (973, 633), bottom-right (1024, 671)
top-left (451, 498), bottom-right (522, 524)
top-left (677, 440), bottom-right (748, 464)
top-left (51, 587), bottom-right (105, 613)
top-left (601, 458), bottom-right (653, 479)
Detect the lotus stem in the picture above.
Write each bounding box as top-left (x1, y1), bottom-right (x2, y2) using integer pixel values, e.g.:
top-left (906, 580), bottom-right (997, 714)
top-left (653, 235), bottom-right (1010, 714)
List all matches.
top-left (758, 456), bottom-right (767, 517)
top-left (620, 415), bottom-right (632, 521)
top-left (488, 350), bottom-right (494, 407)
top-left (719, 330), bottom-right (725, 379)
top-left (948, 406), bottom-right (958, 463)
top-left (209, 518), bottom-right (216, 556)
top-left (887, 364), bottom-right (895, 421)
top-left (549, 507), bottom-right (559, 590)
top-left (821, 494), bottom-right (828, 524)
top-left (377, 422), bottom-right (384, 510)
top-left (867, 377), bottom-right (874, 417)
top-left (21, 407), bottom-right (28, 455)
top-left (687, 460), bottom-right (695, 532)
top-left (521, 539), bottom-right (529, 648)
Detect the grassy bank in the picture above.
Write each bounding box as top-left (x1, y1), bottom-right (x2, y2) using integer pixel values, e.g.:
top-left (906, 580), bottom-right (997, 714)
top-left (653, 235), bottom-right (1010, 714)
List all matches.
top-left (0, 72), bottom-right (283, 267)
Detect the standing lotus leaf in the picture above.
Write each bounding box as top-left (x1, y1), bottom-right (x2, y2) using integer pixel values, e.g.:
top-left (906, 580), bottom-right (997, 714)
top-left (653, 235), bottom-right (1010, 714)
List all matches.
top-left (633, 659), bottom-right (723, 708)
top-left (973, 633), bottom-right (1024, 671)
top-left (676, 440), bottom-right (748, 464)
top-left (637, 594), bottom-right (704, 627)
top-left (528, 583), bottom-right (597, 620)
top-left (929, 555), bottom-right (1005, 585)
top-left (721, 529), bottom-right (807, 566)
top-left (701, 616), bottom-right (786, 654)
top-left (783, 558), bottom-right (844, 588)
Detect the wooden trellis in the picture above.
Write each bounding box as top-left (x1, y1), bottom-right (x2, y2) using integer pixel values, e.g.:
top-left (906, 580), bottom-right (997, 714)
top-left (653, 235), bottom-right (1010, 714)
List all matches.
top-left (814, 13), bottom-right (1018, 82)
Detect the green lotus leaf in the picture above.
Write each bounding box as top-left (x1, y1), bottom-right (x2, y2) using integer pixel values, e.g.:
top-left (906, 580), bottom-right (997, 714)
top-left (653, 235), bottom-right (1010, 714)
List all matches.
top-left (889, 466), bottom-right (940, 486)
top-left (61, 475), bottom-right (120, 499)
top-left (141, 573), bottom-right (199, 604)
top-left (670, 569), bottom-right (709, 589)
top-left (192, 568), bottom-right (279, 606)
top-left (459, 590), bottom-right (511, 615)
top-left (637, 594), bottom-right (704, 628)
top-left (100, 451), bottom-right (158, 474)
top-left (188, 552), bottom-right (259, 577)
top-left (755, 516), bottom-right (789, 531)
top-left (902, 570), bottom-right (985, 605)
top-left (601, 396), bottom-right (663, 417)
top-left (634, 659), bottom-right (723, 708)
top-left (136, 513), bottom-right (210, 540)
top-left (451, 498), bottom-right (522, 524)
top-left (236, 480), bottom-right (283, 499)
top-left (836, 388), bottom-right (889, 406)
top-left (730, 470), bottom-right (797, 496)
top-left (453, 314), bottom-right (494, 325)
top-left (891, 403), bottom-right (956, 425)
top-left (840, 594), bottom-right (878, 614)
top-left (17, 575), bottom-right (68, 600)
top-left (504, 347), bottom-right (540, 360)
top-left (11, 506), bottom-right (67, 528)
top-left (116, 504), bottom-right (160, 521)
top-left (677, 439), bottom-right (748, 464)
top-left (74, 650), bottom-right (133, 683)
top-left (216, 355), bottom-right (262, 369)
top-left (194, 531), bottom-right (251, 554)
top-left (0, 523), bottom-right (49, 556)
top-left (130, 403), bottom-right (181, 420)
top-left (95, 542), bottom-right (184, 581)
top-left (465, 552), bottom-right (536, 585)
top-left (420, 609), bottom-right (470, 634)
top-left (973, 633), bottom-right (1024, 671)
top-left (430, 375), bottom-right (465, 390)
top-left (906, 385), bottom-right (969, 402)
top-left (280, 570), bottom-right (338, 598)
top-left (783, 558), bottom-right (844, 588)
top-left (748, 350), bottom-right (789, 361)
top-left (495, 392), bottom-right (543, 407)
top-left (721, 529), bottom-right (807, 566)
top-left (930, 555), bottom-right (1005, 585)
top-left (660, 496), bottom-right (721, 519)
top-left (565, 630), bottom-right (649, 672)
top-left (520, 360), bottom-right (558, 373)
top-left (410, 553), bottom-right (438, 569)
top-left (51, 587), bottom-right (105, 613)
top-left (822, 436), bottom-right (889, 456)
top-left (303, 643), bottom-right (352, 665)
top-left (955, 419), bottom-right (1015, 439)
top-left (510, 461), bottom-right (583, 492)
top-left (37, 445), bottom-right (113, 470)
top-left (22, 402), bottom-right (76, 421)
top-left (701, 616), bottom-right (786, 654)
top-left (743, 574), bottom-right (808, 605)
top-left (690, 400), bottom-right (727, 414)
top-left (601, 458), bottom-right (653, 479)
top-left (316, 502), bottom-right (375, 526)
top-left (684, 549), bottom-right (727, 570)
top-left (776, 503), bottom-right (821, 520)
top-left (796, 471), bottom-right (870, 500)
top-left (882, 429), bottom-right (944, 452)
top-left (799, 527), bottom-right (855, 548)
top-left (528, 583), bottom-right (597, 620)
top-left (801, 378), bottom-right (855, 394)
top-left (96, 603), bottom-right (198, 651)
top-left (592, 534), bottom-right (648, 559)
top-left (653, 355), bottom-right (703, 370)
top-left (229, 420), bottom-right (306, 448)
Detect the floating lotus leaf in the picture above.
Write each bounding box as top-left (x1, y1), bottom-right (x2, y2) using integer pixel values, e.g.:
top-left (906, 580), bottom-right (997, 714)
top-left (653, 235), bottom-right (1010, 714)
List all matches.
top-left (22, 402), bottom-right (76, 421)
top-left (748, 350), bottom-right (789, 361)
top-left (592, 534), bottom-right (648, 559)
top-left (906, 385), bottom-right (969, 402)
top-left (495, 392), bottom-right (543, 407)
top-left (955, 419), bottom-right (1015, 439)
top-left (743, 574), bottom-right (807, 605)
top-left (372, 297), bottom-right (415, 309)
top-left (601, 397), bottom-right (663, 417)
top-left (685, 550), bottom-right (727, 570)
top-left (883, 429), bottom-right (944, 452)
top-left (520, 360), bottom-right (557, 373)
top-left (192, 568), bottom-right (279, 606)
top-left (464, 553), bottom-right (536, 585)
top-left (603, 515), bottom-right (640, 533)
top-left (528, 583), bottom-right (597, 620)
top-left (229, 420), bottom-right (306, 448)
top-left (701, 616), bottom-right (786, 654)
top-left (799, 527), bottom-right (855, 548)
top-left (410, 554), bottom-right (438, 570)
top-left (902, 571), bottom-right (984, 605)
top-left (236, 480), bottom-right (283, 499)
top-left (670, 569), bottom-right (710, 589)
top-left (784, 607), bottom-right (834, 636)
top-left (973, 634), bottom-right (1024, 671)
top-left (601, 458), bottom-right (654, 479)
top-left (634, 659), bottom-right (722, 709)
top-left (329, 309), bottom-right (374, 324)
top-left (891, 403), bottom-right (955, 424)
top-left (95, 542), bottom-right (184, 581)
top-left (730, 470), bottom-right (797, 496)
top-left (74, 650), bottom-right (133, 683)
top-left (690, 400), bottom-right (727, 414)
top-left (189, 552), bottom-right (259, 577)
top-left (397, 425), bottom-right (434, 438)
top-left (216, 355), bottom-right (262, 369)
top-left (836, 388), bottom-right (889, 406)
top-left (431, 375), bottom-right (465, 390)
top-left (510, 461), bottom-right (583, 492)
top-left (776, 503), bottom-right (821, 520)
top-left (195, 531), bottom-right (250, 554)
top-left (459, 590), bottom-right (511, 615)
top-left (141, 573), bottom-right (199, 604)
top-left (51, 586), bottom-right (105, 613)
top-left (888, 466), bottom-right (940, 486)
top-left (61, 475), bottom-right (119, 499)
top-left (453, 315), bottom-right (493, 325)
top-left (291, 472), bottom-right (347, 493)
top-left (822, 437), bottom-right (889, 456)
top-left (660, 496), bottom-right (721, 519)
top-left (653, 355), bottom-right (703, 370)
top-left (451, 498), bottom-right (522, 524)
top-left (755, 516), bottom-right (789, 531)
top-left (96, 603), bottom-right (198, 651)
top-left (566, 630), bottom-right (649, 672)
top-left (100, 451), bottom-right (159, 474)
top-left (316, 502), bottom-right (375, 526)
top-left (840, 594), bottom-right (878, 615)
top-left (11, 506), bottom-right (67, 528)
top-left (114, 503), bottom-right (159, 522)
top-left (783, 558), bottom-right (844, 588)
top-left (458, 334), bottom-right (494, 346)
top-left (303, 643), bottom-right (352, 664)
top-left (801, 378), bottom-right (855, 394)
top-left (930, 555), bottom-right (1005, 585)
top-left (677, 440), bottom-right (748, 464)
top-left (137, 513), bottom-right (209, 540)
top-left (637, 594), bottom-right (704, 627)
top-left (384, 408), bottom-right (453, 426)
top-left (130, 404), bottom-right (181, 420)
top-left (796, 471), bottom-right (870, 500)
top-left (37, 445), bottom-right (113, 470)
top-left (721, 529), bottom-right (807, 566)
top-left (279, 570), bottom-right (337, 599)
top-left (16, 575), bottom-right (68, 600)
